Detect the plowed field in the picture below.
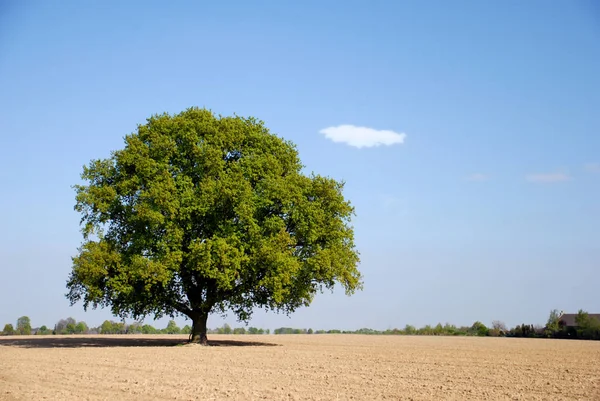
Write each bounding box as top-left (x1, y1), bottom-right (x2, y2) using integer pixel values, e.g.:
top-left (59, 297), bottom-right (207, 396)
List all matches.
top-left (1, 334), bottom-right (599, 400)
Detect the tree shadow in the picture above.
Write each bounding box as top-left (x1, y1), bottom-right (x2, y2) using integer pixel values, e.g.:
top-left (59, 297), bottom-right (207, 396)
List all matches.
top-left (0, 336), bottom-right (279, 349)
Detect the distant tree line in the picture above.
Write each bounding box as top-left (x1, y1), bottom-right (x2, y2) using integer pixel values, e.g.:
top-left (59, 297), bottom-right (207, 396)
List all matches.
top-left (0, 318), bottom-right (270, 336)
top-left (2, 310), bottom-right (598, 340)
top-left (509, 309), bottom-right (600, 341)
top-left (273, 321), bottom-right (502, 337)
top-left (270, 310), bottom-right (600, 341)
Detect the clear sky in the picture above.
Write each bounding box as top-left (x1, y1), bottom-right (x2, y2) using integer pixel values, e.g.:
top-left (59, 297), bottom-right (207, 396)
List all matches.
top-left (1, 0), bottom-right (599, 332)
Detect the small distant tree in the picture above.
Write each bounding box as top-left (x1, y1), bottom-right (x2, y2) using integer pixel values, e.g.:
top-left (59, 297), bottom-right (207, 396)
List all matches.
top-left (164, 320), bottom-right (180, 334)
top-left (492, 320), bottom-right (506, 332)
top-left (54, 317), bottom-right (76, 335)
top-left (545, 309), bottom-right (561, 337)
top-left (489, 320), bottom-right (507, 337)
top-left (38, 325), bottom-right (50, 335)
top-left (419, 325), bottom-right (433, 335)
top-left (16, 316), bottom-right (32, 335)
top-left (403, 324), bottom-right (416, 335)
top-left (74, 321), bottom-right (89, 334)
top-left (100, 320), bottom-right (115, 334)
top-left (307, 328), bottom-right (313, 334)
top-left (128, 321), bottom-right (143, 334)
top-left (2, 324), bottom-right (15, 335)
top-left (233, 327), bottom-right (246, 335)
top-left (65, 322), bottom-right (77, 334)
top-left (141, 324), bottom-right (157, 334)
top-left (575, 310), bottom-right (600, 340)
top-left (443, 323), bottom-right (457, 335)
top-left (470, 321), bottom-right (489, 337)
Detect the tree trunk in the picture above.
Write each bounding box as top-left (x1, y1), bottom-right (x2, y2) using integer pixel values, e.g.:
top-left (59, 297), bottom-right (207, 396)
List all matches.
top-left (190, 313), bottom-right (209, 345)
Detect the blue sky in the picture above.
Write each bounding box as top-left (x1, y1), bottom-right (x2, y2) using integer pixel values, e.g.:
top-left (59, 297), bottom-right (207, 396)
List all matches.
top-left (1, 0), bottom-right (599, 331)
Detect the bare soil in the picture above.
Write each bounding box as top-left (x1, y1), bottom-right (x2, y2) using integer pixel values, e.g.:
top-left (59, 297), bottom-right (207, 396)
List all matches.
top-left (1, 334), bottom-right (599, 400)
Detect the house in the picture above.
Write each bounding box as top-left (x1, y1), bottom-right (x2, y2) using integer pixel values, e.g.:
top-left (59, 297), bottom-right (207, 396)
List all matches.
top-left (557, 312), bottom-right (600, 328)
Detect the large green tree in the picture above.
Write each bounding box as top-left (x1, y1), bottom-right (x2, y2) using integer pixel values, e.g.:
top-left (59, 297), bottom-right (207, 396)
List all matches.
top-left (67, 108), bottom-right (361, 344)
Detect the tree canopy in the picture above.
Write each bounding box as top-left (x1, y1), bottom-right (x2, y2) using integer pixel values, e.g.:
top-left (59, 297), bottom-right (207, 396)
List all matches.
top-left (67, 107), bottom-right (362, 344)
top-left (16, 316), bottom-right (31, 335)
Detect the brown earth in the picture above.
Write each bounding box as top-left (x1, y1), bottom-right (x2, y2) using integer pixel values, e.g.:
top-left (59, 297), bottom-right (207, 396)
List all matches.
top-left (1, 334), bottom-right (599, 400)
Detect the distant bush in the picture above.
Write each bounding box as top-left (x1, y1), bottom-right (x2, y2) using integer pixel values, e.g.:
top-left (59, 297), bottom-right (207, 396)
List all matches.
top-left (2, 324), bottom-right (15, 335)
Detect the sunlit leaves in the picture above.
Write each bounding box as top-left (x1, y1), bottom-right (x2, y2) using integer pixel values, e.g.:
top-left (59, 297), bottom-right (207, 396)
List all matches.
top-left (67, 107), bottom-right (361, 327)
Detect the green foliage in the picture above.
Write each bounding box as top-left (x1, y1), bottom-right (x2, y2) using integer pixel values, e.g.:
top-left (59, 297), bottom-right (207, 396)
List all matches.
top-left (54, 317), bottom-right (77, 335)
top-left (38, 325), bottom-right (50, 335)
top-left (307, 328), bottom-right (313, 334)
top-left (508, 323), bottom-right (536, 338)
top-left (141, 324), bottom-right (158, 334)
top-left (545, 309), bottom-right (561, 337)
top-left (418, 325), bottom-right (433, 335)
top-left (274, 327), bottom-right (308, 334)
top-left (575, 310), bottom-right (600, 340)
top-left (443, 323), bottom-right (458, 335)
top-left (100, 320), bottom-right (126, 334)
top-left (16, 316), bottom-right (32, 335)
top-left (65, 322), bottom-right (77, 334)
top-left (164, 320), bottom-right (180, 334)
top-left (233, 327), bottom-right (246, 334)
top-left (470, 321), bottom-right (489, 337)
top-left (75, 321), bottom-right (89, 334)
top-left (181, 325), bottom-right (192, 334)
top-left (216, 323), bottom-right (232, 335)
top-left (66, 108), bottom-right (362, 342)
top-left (128, 322), bottom-right (143, 334)
top-left (2, 324), bottom-right (15, 335)
top-left (403, 324), bottom-right (416, 335)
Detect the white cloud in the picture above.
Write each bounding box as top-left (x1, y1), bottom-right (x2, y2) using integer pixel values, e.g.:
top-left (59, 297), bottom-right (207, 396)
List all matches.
top-left (466, 173), bottom-right (489, 182)
top-left (525, 172), bottom-right (571, 183)
top-left (584, 162), bottom-right (600, 173)
top-left (319, 125), bottom-right (406, 148)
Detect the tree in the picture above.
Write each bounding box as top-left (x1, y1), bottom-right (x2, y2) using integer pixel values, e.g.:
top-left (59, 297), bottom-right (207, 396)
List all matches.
top-left (233, 327), bottom-right (246, 334)
top-left (470, 321), bottom-right (489, 337)
top-left (575, 309), bottom-right (600, 340)
top-left (165, 320), bottom-right (180, 334)
top-left (545, 309), bottom-right (561, 337)
top-left (2, 324), bottom-right (15, 335)
top-left (66, 108), bottom-right (362, 344)
top-left (403, 324), bottom-right (416, 335)
top-left (16, 316), bottom-right (32, 335)
top-left (75, 321), bottom-right (89, 334)
top-left (100, 320), bottom-right (121, 334)
top-left (54, 317), bottom-right (76, 335)
top-left (38, 325), bottom-right (50, 335)
top-left (65, 322), bottom-right (77, 334)
top-left (141, 324), bottom-right (157, 334)
top-left (128, 321), bottom-right (143, 334)
top-left (490, 320), bottom-right (507, 337)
